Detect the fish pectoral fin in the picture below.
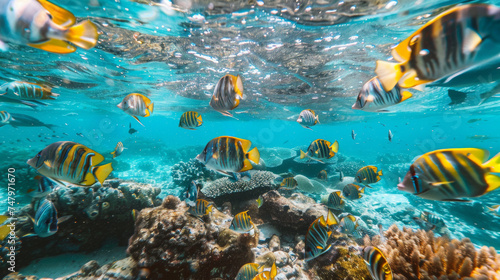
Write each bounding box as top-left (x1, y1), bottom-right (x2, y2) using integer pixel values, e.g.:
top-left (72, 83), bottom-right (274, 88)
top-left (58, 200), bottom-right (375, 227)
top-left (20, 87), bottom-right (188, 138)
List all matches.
top-left (28, 39), bottom-right (76, 54)
top-left (132, 116), bottom-right (145, 127)
top-left (375, 60), bottom-right (404, 91)
top-left (37, 0), bottom-right (76, 27)
top-left (401, 91), bottom-right (413, 102)
top-left (463, 28), bottom-right (482, 55)
top-left (399, 70), bottom-right (432, 89)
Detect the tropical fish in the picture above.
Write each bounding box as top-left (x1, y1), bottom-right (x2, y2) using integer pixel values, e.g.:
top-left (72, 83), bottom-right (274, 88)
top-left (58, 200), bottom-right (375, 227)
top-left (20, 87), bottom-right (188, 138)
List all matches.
top-left (0, 95), bottom-right (40, 109)
top-left (235, 263), bottom-right (260, 280)
top-left (252, 263), bottom-right (277, 280)
top-left (0, 81), bottom-right (58, 100)
top-left (342, 183), bottom-right (366, 200)
top-left (27, 175), bottom-right (57, 197)
top-left (355, 166), bottom-right (383, 185)
top-left (339, 169), bottom-right (344, 182)
top-left (487, 205), bottom-right (500, 217)
top-left (0, 0), bottom-right (98, 53)
top-left (256, 195), bottom-right (264, 208)
top-left (209, 74), bottom-right (244, 117)
top-left (318, 170), bottom-right (328, 180)
top-left (110, 142), bottom-right (125, 158)
top-left (32, 198), bottom-right (71, 238)
top-left (186, 180), bottom-right (200, 207)
top-left (179, 111), bottom-right (203, 130)
top-left (326, 191), bottom-right (344, 210)
top-left (297, 109), bottom-right (319, 129)
top-left (305, 210), bottom-right (338, 261)
top-left (0, 111), bottom-right (12, 125)
top-left (196, 136), bottom-right (260, 177)
top-left (352, 130), bottom-right (356, 140)
top-left (300, 139), bottom-right (339, 163)
top-left (280, 177), bottom-right (298, 190)
top-left (415, 211), bottom-right (446, 229)
top-left (375, 4), bottom-right (500, 91)
top-left (117, 93), bottom-right (154, 126)
top-left (76, 133), bottom-right (84, 138)
top-left (388, 130), bottom-right (393, 142)
top-left (8, 113), bottom-right (56, 130)
top-left (188, 199), bottom-right (213, 217)
top-left (362, 246), bottom-right (393, 280)
top-left (128, 123), bottom-right (138, 134)
top-left (398, 148), bottom-right (500, 202)
top-left (339, 214), bottom-right (358, 234)
top-left (229, 211), bottom-right (255, 234)
top-left (131, 209), bottom-right (138, 222)
top-left (352, 77), bottom-right (412, 112)
top-left (26, 141), bottom-right (113, 186)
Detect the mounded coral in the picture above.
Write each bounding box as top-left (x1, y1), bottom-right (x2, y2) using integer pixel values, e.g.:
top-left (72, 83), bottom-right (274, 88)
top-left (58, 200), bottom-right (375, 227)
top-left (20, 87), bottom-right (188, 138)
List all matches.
top-left (170, 158), bottom-right (218, 188)
top-left (127, 195), bottom-right (258, 279)
top-left (364, 225), bottom-right (500, 280)
top-left (201, 171), bottom-right (278, 204)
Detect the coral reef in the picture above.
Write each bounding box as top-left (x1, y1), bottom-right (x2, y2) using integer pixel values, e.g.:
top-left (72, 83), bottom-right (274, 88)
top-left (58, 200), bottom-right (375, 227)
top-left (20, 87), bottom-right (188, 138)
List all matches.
top-left (171, 158), bottom-right (218, 188)
top-left (335, 154), bottom-right (366, 177)
top-left (201, 171), bottom-right (278, 204)
top-left (127, 195), bottom-right (258, 279)
top-left (364, 225), bottom-right (500, 280)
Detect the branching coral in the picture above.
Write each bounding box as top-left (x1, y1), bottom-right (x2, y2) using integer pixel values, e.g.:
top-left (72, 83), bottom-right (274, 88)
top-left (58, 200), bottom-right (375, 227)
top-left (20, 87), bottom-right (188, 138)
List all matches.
top-left (170, 158), bottom-right (218, 187)
top-left (364, 225), bottom-right (500, 280)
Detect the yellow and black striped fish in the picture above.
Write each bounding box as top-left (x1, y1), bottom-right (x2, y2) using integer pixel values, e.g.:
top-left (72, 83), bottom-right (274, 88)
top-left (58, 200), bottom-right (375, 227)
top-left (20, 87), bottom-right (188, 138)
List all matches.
top-left (300, 139), bottom-right (339, 163)
top-left (0, 0), bottom-right (98, 53)
top-left (326, 191), bottom-right (344, 210)
top-left (280, 177), bottom-right (298, 189)
top-left (375, 4), bottom-right (500, 91)
top-left (318, 170), bottom-right (328, 180)
top-left (235, 263), bottom-right (260, 280)
top-left (110, 142), bottom-right (125, 158)
top-left (179, 111), bottom-right (203, 130)
top-left (26, 141), bottom-right (113, 186)
top-left (398, 148), bottom-right (500, 202)
top-left (209, 74), bottom-right (244, 118)
top-left (252, 263), bottom-right (277, 280)
top-left (229, 211), bottom-right (254, 234)
top-left (0, 111), bottom-right (12, 125)
top-left (117, 93), bottom-right (154, 126)
top-left (0, 81), bottom-right (59, 100)
top-left (297, 109), bottom-right (319, 129)
top-left (352, 77), bottom-right (412, 112)
top-left (305, 210), bottom-right (338, 261)
top-left (355, 166), bottom-right (383, 185)
top-left (362, 246), bottom-right (393, 280)
top-left (188, 199), bottom-right (213, 217)
top-left (196, 136), bottom-right (260, 175)
top-left (342, 183), bottom-right (365, 200)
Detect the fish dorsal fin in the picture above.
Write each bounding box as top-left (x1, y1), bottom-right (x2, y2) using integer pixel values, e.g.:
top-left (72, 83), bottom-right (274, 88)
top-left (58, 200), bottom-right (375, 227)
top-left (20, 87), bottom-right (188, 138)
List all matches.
top-left (307, 109), bottom-right (316, 115)
top-left (318, 216), bottom-right (327, 227)
top-left (89, 150), bottom-right (104, 166)
top-left (37, 0), bottom-right (76, 27)
top-left (238, 138), bottom-right (252, 152)
top-left (335, 190), bottom-right (342, 197)
top-left (428, 148), bottom-right (488, 162)
top-left (401, 91), bottom-right (413, 102)
top-left (348, 215), bottom-right (356, 222)
top-left (463, 28), bottom-right (482, 55)
top-left (326, 209), bottom-right (339, 226)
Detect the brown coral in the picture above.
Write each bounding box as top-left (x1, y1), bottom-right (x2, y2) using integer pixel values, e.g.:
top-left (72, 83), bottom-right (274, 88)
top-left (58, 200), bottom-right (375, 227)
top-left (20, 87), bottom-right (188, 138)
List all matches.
top-left (364, 225), bottom-right (500, 280)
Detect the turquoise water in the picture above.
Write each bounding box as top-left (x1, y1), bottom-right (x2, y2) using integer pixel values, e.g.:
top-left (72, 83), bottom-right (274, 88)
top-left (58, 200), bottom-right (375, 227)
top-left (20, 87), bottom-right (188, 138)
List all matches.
top-left (2, 0), bottom-right (500, 278)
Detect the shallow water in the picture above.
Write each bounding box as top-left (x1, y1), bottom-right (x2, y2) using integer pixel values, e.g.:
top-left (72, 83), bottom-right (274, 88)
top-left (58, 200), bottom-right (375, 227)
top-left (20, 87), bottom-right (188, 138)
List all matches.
top-left (2, 0), bottom-right (500, 279)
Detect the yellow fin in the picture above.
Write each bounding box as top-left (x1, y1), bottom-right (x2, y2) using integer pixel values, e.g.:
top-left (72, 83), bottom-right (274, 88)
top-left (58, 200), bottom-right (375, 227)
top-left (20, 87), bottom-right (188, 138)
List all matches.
top-left (92, 162), bottom-right (113, 185)
top-left (326, 209), bottom-right (339, 226)
top-left (0, 215), bottom-right (8, 224)
top-left (375, 60), bottom-right (404, 92)
top-left (330, 140), bottom-right (339, 154)
top-left (391, 41), bottom-right (411, 63)
top-left (65, 20), bottom-right (98, 50)
top-left (110, 151), bottom-right (116, 158)
top-left (239, 138), bottom-right (252, 152)
top-left (401, 91), bottom-right (413, 102)
top-left (44, 160), bottom-right (52, 168)
top-left (82, 172), bottom-right (97, 186)
top-left (316, 245), bottom-right (324, 250)
top-left (234, 75), bottom-right (244, 98)
top-left (485, 174), bottom-right (500, 194)
top-left (483, 152), bottom-right (500, 173)
top-left (132, 115), bottom-right (144, 127)
top-left (429, 148), bottom-right (489, 163)
top-left (28, 39), bottom-right (76, 54)
top-left (240, 159), bottom-right (253, 172)
top-left (197, 114), bottom-right (203, 125)
top-left (463, 28), bottom-right (482, 55)
top-left (37, 0), bottom-right (76, 27)
top-left (147, 102), bottom-right (154, 116)
top-left (246, 147), bottom-right (260, 164)
top-left (378, 170), bottom-right (383, 176)
top-left (315, 114), bottom-right (320, 124)
top-left (207, 205), bottom-right (213, 214)
top-left (0, 225), bottom-right (10, 241)
top-left (347, 215), bottom-right (356, 222)
top-left (270, 263), bottom-right (277, 278)
top-left (399, 69), bottom-right (432, 89)
top-left (300, 150), bottom-right (307, 159)
top-left (412, 84), bottom-right (425, 91)
top-left (430, 181), bottom-right (454, 186)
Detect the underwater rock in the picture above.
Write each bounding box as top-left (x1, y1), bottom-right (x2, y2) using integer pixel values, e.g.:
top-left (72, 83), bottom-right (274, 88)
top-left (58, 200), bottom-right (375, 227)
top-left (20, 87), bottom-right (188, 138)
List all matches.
top-left (258, 190), bottom-right (325, 231)
top-left (364, 224), bottom-right (500, 280)
top-left (258, 223), bottom-right (282, 242)
top-left (5, 179), bottom-right (161, 271)
top-left (269, 234), bottom-right (281, 252)
top-left (294, 175), bottom-right (327, 194)
top-left (171, 158), bottom-right (218, 188)
top-left (127, 195), bottom-right (258, 279)
top-left (201, 171), bottom-right (279, 205)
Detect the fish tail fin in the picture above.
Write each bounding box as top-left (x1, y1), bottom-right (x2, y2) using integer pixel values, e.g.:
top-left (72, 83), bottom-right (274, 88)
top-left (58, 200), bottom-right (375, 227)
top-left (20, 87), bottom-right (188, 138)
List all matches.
top-left (92, 163), bottom-right (113, 185)
top-left (483, 152), bottom-right (500, 173)
top-left (65, 20), bottom-right (98, 49)
top-left (246, 147), bottom-right (260, 164)
top-left (148, 102), bottom-right (154, 114)
top-left (485, 174), bottom-right (500, 194)
top-left (270, 262), bottom-right (277, 278)
top-left (207, 205), bottom-right (214, 214)
top-left (401, 91), bottom-right (413, 102)
top-left (326, 209), bottom-right (339, 226)
top-left (197, 114), bottom-right (203, 125)
top-left (300, 150), bottom-right (307, 159)
top-left (110, 151), bottom-right (116, 158)
top-left (315, 115), bottom-right (320, 124)
top-left (378, 170), bottom-right (383, 176)
top-left (375, 60), bottom-right (405, 91)
top-left (330, 140), bottom-right (339, 154)
top-left (487, 206), bottom-right (498, 212)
